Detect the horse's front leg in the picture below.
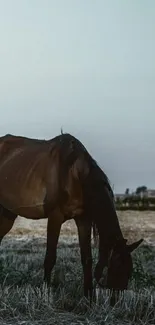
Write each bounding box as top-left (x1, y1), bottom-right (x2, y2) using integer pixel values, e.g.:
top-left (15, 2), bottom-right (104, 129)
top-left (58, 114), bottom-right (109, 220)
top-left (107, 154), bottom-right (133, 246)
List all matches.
top-left (44, 211), bottom-right (63, 285)
top-left (75, 217), bottom-right (92, 303)
top-left (0, 207), bottom-right (17, 244)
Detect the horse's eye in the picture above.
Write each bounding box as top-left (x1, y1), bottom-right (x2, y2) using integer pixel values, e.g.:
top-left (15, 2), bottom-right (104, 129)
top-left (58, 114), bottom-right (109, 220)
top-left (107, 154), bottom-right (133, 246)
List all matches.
top-left (110, 254), bottom-right (123, 269)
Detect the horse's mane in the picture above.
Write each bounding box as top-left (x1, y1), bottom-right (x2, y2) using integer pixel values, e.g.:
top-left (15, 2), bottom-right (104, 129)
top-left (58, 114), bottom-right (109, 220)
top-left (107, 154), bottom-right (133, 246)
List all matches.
top-left (57, 132), bottom-right (114, 196)
top-left (58, 132), bottom-right (114, 244)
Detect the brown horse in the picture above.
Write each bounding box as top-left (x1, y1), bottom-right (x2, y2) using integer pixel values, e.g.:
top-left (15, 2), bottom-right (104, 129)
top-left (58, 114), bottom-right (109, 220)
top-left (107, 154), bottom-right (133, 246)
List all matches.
top-left (0, 133), bottom-right (143, 304)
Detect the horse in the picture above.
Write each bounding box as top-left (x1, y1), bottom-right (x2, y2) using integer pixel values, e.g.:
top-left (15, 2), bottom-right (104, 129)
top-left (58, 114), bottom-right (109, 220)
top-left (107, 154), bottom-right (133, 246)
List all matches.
top-left (0, 132), bottom-right (143, 305)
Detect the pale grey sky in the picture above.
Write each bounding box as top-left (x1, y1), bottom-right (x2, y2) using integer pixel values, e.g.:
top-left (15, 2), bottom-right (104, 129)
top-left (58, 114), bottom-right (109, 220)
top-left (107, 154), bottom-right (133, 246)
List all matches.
top-left (0, 0), bottom-right (154, 193)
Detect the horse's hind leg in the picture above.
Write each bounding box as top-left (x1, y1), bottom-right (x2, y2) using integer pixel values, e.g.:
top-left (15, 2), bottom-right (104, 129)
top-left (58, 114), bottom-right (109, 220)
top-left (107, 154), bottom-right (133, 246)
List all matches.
top-left (0, 206), bottom-right (17, 244)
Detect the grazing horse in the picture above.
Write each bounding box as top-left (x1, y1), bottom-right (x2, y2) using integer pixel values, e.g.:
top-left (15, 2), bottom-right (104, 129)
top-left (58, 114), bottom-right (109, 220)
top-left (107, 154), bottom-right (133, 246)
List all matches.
top-left (0, 133), bottom-right (143, 304)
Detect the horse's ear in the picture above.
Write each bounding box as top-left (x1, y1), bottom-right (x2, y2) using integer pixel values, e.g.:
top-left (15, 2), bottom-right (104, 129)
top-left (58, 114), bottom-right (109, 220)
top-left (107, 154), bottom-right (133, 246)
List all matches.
top-left (127, 238), bottom-right (143, 253)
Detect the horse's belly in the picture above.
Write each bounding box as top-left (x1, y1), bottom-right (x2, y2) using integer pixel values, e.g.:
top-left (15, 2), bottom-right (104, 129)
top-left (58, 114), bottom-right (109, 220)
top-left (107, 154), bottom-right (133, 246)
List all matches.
top-left (0, 183), bottom-right (46, 219)
top-left (12, 205), bottom-right (45, 219)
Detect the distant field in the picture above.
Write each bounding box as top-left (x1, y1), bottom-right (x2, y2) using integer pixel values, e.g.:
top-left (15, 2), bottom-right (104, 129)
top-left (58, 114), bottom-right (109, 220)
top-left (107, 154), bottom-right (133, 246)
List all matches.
top-left (6, 210), bottom-right (155, 245)
top-left (0, 211), bottom-right (155, 325)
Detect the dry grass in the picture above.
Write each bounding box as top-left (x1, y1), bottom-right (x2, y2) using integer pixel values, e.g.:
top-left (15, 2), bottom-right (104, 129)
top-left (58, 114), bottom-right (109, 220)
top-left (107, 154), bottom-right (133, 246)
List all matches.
top-left (6, 210), bottom-right (155, 245)
top-left (0, 211), bottom-right (155, 324)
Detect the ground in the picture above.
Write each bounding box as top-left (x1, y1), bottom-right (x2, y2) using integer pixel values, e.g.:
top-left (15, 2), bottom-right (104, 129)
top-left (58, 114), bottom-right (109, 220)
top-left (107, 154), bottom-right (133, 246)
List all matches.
top-left (0, 211), bottom-right (155, 325)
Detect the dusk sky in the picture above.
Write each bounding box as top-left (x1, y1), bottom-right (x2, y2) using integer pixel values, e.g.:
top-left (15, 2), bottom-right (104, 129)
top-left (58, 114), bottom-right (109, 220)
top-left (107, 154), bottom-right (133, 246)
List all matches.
top-left (0, 0), bottom-right (154, 193)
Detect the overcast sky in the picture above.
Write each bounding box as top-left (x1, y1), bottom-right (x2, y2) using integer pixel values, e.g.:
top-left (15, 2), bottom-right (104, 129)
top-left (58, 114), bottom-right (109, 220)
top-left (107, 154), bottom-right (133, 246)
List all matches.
top-left (0, 0), bottom-right (154, 193)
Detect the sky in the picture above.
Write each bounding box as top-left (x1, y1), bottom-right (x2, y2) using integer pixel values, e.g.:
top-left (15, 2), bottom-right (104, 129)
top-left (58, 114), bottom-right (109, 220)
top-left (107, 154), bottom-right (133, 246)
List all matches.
top-left (0, 0), bottom-right (154, 193)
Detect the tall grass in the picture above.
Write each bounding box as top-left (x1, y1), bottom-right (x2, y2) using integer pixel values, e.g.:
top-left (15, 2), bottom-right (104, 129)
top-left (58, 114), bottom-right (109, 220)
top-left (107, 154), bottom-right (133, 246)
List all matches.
top-left (0, 237), bottom-right (155, 325)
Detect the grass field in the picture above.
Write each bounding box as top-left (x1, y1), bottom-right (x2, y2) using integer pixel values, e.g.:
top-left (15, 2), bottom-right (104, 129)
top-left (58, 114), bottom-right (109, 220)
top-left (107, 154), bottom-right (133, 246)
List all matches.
top-left (0, 211), bottom-right (155, 325)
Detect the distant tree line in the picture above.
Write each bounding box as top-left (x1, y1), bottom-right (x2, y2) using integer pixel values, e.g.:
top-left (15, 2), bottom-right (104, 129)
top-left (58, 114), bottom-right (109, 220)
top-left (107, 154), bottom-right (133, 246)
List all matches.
top-left (115, 185), bottom-right (155, 210)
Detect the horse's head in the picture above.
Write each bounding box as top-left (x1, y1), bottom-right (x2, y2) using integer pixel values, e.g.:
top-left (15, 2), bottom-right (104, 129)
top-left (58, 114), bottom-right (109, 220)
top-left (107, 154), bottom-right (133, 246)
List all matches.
top-left (106, 238), bottom-right (143, 289)
top-left (95, 237), bottom-right (143, 305)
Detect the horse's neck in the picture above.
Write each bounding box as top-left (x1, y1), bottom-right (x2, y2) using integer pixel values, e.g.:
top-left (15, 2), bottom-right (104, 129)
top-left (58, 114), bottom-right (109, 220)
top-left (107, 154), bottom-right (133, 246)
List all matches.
top-left (96, 206), bottom-right (124, 258)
